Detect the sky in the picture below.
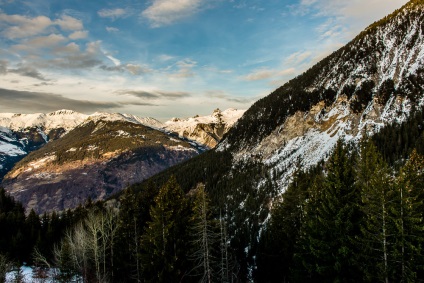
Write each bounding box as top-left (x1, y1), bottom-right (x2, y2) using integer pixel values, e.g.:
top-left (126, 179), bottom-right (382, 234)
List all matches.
top-left (0, 0), bottom-right (408, 120)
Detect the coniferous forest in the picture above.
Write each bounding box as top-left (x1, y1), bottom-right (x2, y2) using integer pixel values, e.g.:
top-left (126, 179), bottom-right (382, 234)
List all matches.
top-left (0, 107), bottom-right (423, 282)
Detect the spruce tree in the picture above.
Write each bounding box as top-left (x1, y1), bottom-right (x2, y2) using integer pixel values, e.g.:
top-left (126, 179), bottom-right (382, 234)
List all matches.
top-left (392, 150), bottom-right (424, 282)
top-left (140, 176), bottom-right (191, 282)
top-left (356, 140), bottom-right (395, 283)
top-left (298, 140), bottom-right (362, 282)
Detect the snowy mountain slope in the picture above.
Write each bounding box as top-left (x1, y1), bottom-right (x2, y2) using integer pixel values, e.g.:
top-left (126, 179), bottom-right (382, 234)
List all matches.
top-left (210, 1), bottom-right (424, 270)
top-left (0, 110), bottom-right (88, 132)
top-left (163, 108), bottom-right (245, 148)
top-left (222, 0), bottom-right (424, 155)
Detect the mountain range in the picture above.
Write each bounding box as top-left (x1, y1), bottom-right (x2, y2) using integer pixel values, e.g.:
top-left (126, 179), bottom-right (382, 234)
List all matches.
top-left (0, 108), bottom-right (244, 213)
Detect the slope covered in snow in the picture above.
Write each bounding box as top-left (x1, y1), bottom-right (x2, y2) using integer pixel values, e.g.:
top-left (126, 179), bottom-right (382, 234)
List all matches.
top-left (0, 110), bottom-right (88, 132)
top-left (164, 108), bottom-right (245, 148)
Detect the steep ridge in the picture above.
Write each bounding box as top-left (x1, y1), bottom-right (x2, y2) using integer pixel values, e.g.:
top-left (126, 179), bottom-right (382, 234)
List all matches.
top-left (2, 118), bottom-right (202, 213)
top-left (125, 1), bottom-right (424, 277)
top-left (218, 0), bottom-right (424, 188)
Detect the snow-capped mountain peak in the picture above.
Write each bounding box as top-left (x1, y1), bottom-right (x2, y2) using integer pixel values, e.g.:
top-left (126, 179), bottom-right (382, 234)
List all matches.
top-left (163, 108), bottom-right (245, 148)
top-left (0, 111), bottom-right (88, 132)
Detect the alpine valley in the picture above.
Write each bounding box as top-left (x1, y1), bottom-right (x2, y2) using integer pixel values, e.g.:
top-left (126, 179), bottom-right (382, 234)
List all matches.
top-left (0, 108), bottom-right (244, 213)
top-left (2, 1), bottom-right (424, 282)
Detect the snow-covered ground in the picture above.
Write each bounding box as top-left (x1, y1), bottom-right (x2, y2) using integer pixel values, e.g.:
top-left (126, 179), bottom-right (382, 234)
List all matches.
top-left (5, 266), bottom-right (54, 283)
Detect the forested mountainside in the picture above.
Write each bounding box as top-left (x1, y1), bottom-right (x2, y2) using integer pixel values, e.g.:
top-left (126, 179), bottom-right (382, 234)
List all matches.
top-left (2, 0), bottom-right (424, 282)
top-left (115, 0), bottom-right (424, 280)
top-left (2, 118), bottom-right (202, 214)
top-left (1, 109), bottom-right (423, 282)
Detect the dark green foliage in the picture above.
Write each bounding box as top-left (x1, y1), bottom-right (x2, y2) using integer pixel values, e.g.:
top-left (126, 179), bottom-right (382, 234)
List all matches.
top-left (114, 182), bottom-right (157, 282)
top-left (261, 138), bottom-right (424, 282)
top-left (297, 141), bottom-right (363, 282)
top-left (393, 150), bottom-right (424, 282)
top-left (255, 164), bottom-right (324, 282)
top-left (356, 141), bottom-right (395, 282)
top-left (0, 189), bottom-right (94, 266)
top-left (372, 107), bottom-right (424, 166)
top-left (140, 176), bottom-right (192, 282)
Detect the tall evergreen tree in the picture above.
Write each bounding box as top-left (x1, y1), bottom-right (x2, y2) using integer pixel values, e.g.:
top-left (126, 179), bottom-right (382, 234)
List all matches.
top-left (298, 140), bottom-right (362, 282)
top-left (140, 176), bottom-right (191, 282)
top-left (356, 140), bottom-right (395, 283)
top-left (393, 150), bottom-right (424, 282)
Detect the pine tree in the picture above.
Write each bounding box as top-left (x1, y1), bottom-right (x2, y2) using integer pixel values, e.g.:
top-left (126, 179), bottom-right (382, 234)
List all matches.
top-left (392, 150), bottom-right (424, 282)
top-left (356, 140), bottom-right (395, 283)
top-left (140, 176), bottom-right (191, 282)
top-left (298, 140), bottom-right (362, 282)
top-left (0, 253), bottom-right (12, 283)
top-left (256, 164), bottom-right (324, 282)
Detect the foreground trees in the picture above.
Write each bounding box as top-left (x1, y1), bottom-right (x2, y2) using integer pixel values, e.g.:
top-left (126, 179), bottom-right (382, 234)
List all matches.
top-left (260, 140), bottom-right (424, 282)
top-left (140, 176), bottom-right (191, 282)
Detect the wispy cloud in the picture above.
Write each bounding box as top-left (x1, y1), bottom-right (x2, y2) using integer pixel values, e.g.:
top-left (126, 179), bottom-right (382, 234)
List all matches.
top-left (141, 0), bottom-right (204, 27)
top-left (0, 60), bottom-right (49, 81)
top-left (158, 54), bottom-right (174, 62)
top-left (0, 13), bottom-right (52, 39)
top-left (291, 0), bottom-right (408, 38)
top-left (242, 67), bottom-right (296, 82)
top-left (169, 58), bottom-right (197, 78)
top-left (284, 51), bottom-right (312, 66)
top-left (0, 88), bottom-right (154, 113)
top-left (106, 26), bottom-right (119, 33)
top-left (116, 89), bottom-right (191, 100)
top-left (55, 15), bottom-right (84, 31)
top-left (100, 64), bottom-right (152, 75)
top-left (0, 13), bottom-right (84, 39)
top-left (98, 8), bottom-right (132, 20)
top-left (9, 65), bottom-right (49, 81)
top-left (205, 90), bottom-right (252, 104)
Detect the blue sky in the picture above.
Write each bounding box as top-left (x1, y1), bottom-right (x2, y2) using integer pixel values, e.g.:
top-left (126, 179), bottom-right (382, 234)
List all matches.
top-left (0, 0), bottom-right (408, 120)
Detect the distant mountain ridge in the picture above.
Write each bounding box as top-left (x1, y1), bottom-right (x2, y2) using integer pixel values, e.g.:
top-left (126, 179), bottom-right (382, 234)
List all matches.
top-left (0, 108), bottom-right (245, 213)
